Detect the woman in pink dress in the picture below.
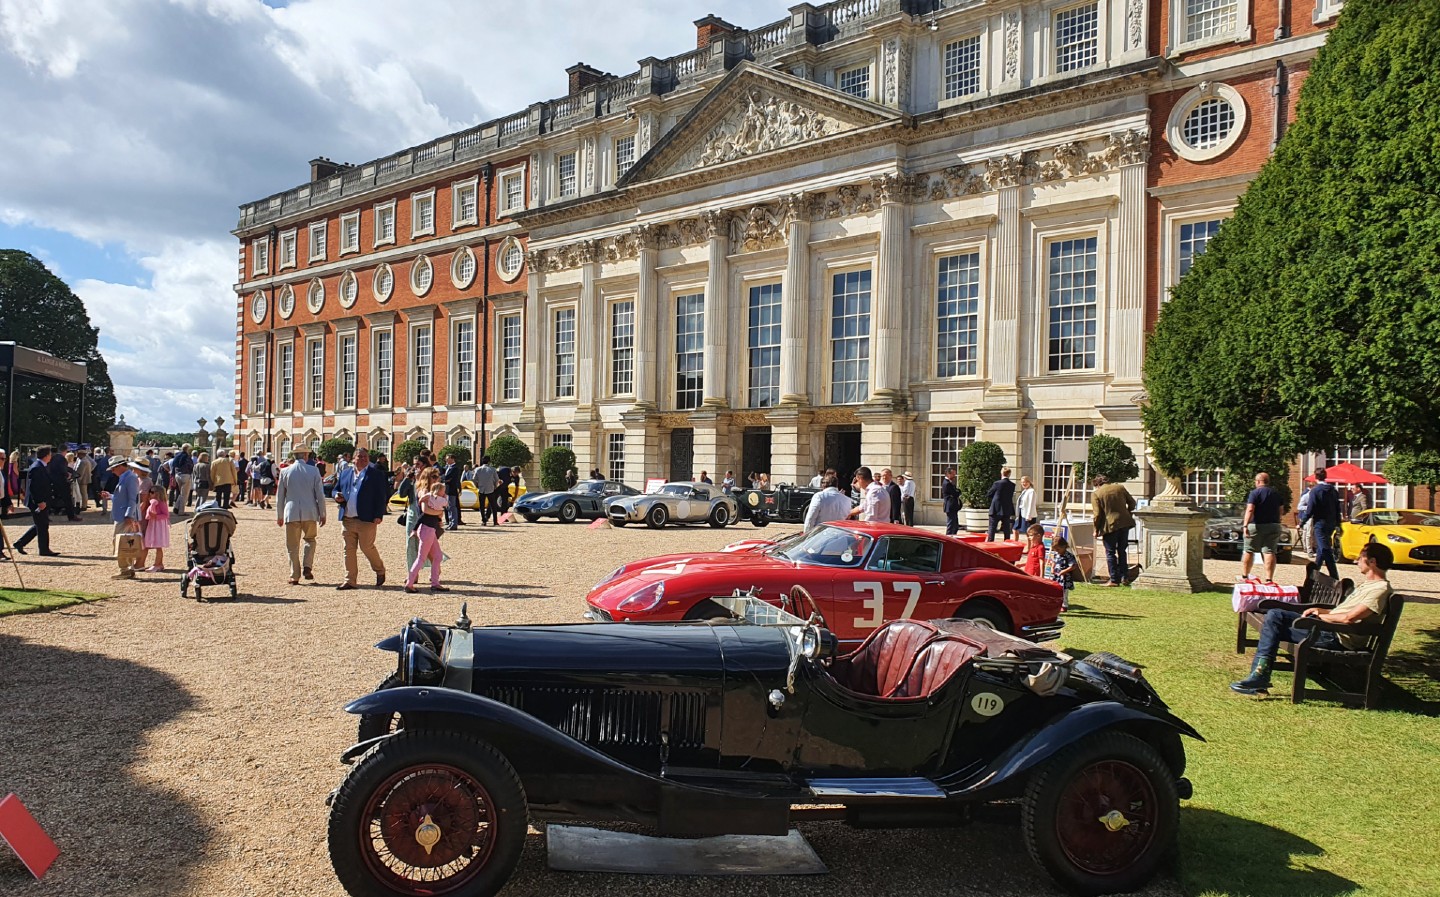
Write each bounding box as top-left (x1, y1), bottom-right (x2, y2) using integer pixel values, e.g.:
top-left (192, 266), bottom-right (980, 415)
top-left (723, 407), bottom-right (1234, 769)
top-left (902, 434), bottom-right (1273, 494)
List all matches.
top-left (405, 468), bottom-right (449, 594)
top-left (141, 485), bottom-right (171, 571)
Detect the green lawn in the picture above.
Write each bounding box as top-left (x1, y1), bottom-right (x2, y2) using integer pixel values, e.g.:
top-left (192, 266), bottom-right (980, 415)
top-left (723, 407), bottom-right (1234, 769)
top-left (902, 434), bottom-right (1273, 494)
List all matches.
top-left (0, 587), bottom-right (110, 616)
top-left (1057, 583), bottom-right (1440, 897)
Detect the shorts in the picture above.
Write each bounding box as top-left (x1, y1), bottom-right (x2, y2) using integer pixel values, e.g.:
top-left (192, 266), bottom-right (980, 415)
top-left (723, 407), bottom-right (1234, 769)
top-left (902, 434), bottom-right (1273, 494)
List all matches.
top-left (1243, 522), bottom-right (1282, 555)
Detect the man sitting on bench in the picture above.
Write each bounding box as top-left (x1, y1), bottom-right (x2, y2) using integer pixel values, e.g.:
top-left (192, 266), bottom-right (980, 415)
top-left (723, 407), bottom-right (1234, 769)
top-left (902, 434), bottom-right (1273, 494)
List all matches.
top-left (1231, 541), bottom-right (1394, 695)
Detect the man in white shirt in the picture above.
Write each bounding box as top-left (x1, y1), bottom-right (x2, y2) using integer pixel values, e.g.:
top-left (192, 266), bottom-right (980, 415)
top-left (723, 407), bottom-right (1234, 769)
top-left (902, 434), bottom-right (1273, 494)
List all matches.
top-left (898, 471), bottom-right (917, 526)
top-left (808, 469), bottom-right (824, 488)
top-left (803, 475), bottom-right (853, 532)
top-left (847, 466), bottom-right (890, 523)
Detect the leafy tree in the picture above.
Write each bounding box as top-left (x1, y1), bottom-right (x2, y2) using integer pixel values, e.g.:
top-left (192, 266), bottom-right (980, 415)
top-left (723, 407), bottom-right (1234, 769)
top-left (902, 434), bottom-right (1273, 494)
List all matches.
top-left (1144, 0), bottom-right (1440, 473)
top-left (437, 443), bottom-right (473, 469)
top-left (540, 445), bottom-right (576, 492)
top-left (1383, 450), bottom-right (1440, 511)
top-left (316, 437), bottom-right (356, 464)
top-left (956, 441), bottom-right (1006, 509)
top-left (0, 250), bottom-right (117, 447)
top-left (135, 430), bottom-right (196, 447)
top-left (393, 439), bottom-right (429, 465)
top-left (1086, 434), bottom-right (1140, 485)
top-left (486, 434), bottom-right (532, 472)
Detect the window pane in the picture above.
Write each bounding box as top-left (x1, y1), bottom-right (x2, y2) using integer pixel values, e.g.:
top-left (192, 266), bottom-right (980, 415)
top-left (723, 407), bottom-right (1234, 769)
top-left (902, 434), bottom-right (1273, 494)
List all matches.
top-left (554, 309), bottom-right (576, 398)
top-left (558, 153), bottom-right (577, 197)
top-left (608, 432), bottom-right (626, 483)
top-left (929, 426), bottom-right (977, 500)
top-left (1182, 98), bottom-right (1236, 149)
top-left (675, 293), bottom-right (704, 410)
top-left (1047, 237), bottom-right (1098, 371)
top-left (830, 270), bottom-right (871, 404)
top-left (308, 339), bottom-right (323, 410)
top-left (1178, 218), bottom-right (1223, 278)
top-left (747, 283), bottom-right (782, 408)
top-left (278, 343), bottom-right (293, 411)
top-left (837, 66), bottom-right (869, 99)
top-left (341, 335), bottom-right (357, 409)
top-left (251, 347), bottom-right (266, 413)
top-left (1055, 3), bottom-right (1099, 73)
top-left (414, 326), bottom-right (432, 405)
top-left (615, 136), bottom-right (636, 178)
top-left (455, 319), bottom-right (475, 404)
top-left (1185, 0), bottom-right (1238, 42)
top-left (936, 252), bottom-right (981, 377)
top-left (1042, 424), bottom-right (1095, 505)
top-left (502, 315), bottom-right (522, 401)
top-left (611, 300), bottom-right (635, 395)
top-left (943, 35), bottom-right (982, 100)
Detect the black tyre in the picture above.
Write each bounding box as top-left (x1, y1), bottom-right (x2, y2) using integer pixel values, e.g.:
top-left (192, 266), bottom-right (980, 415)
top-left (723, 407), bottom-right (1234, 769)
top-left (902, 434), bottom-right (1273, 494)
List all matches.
top-left (708, 504), bottom-right (731, 529)
top-left (328, 729), bottom-right (527, 897)
top-left (683, 599), bottom-right (732, 622)
top-left (751, 516), bottom-right (770, 528)
top-left (1022, 731), bottom-right (1179, 896)
top-left (953, 602), bottom-right (1012, 633)
top-left (357, 672), bottom-right (404, 743)
top-left (1335, 536), bottom-right (1351, 564)
top-left (558, 502), bottom-right (579, 524)
top-left (646, 505), bottom-right (668, 529)
top-left (521, 513), bottom-right (539, 523)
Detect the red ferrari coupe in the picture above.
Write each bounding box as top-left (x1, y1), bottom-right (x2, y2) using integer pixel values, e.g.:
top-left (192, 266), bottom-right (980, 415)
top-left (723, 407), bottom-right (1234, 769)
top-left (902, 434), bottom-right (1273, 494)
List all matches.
top-left (585, 521), bottom-right (1064, 646)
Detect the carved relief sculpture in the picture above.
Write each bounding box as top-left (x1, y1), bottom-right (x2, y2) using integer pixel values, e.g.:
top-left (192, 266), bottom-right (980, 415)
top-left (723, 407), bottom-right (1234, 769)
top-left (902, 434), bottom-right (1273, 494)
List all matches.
top-left (1003, 11), bottom-right (1021, 81)
top-left (1127, 0), bottom-right (1145, 50)
top-left (693, 90), bottom-right (834, 167)
top-left (739, 205), bottom-right (784, 252)
top-left (583, 136), bottom-right (596, 190)
top-left (1103, 128), bottom-right (1151, 167)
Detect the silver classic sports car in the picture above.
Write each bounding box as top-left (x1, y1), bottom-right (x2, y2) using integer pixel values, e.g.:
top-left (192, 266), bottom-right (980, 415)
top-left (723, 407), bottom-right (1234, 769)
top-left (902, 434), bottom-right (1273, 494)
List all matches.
top-left (606, 482), bottom-right (740, 528)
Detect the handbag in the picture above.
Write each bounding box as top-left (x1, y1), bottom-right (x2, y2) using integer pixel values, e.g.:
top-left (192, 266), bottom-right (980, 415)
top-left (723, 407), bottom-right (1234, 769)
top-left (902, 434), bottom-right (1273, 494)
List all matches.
top-left (261, 476), bottom-right (274, 486)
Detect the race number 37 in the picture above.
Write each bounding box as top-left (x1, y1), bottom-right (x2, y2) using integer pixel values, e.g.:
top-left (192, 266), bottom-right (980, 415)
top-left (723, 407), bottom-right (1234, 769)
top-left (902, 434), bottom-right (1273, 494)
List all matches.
top-left (852, 581), bottom-right (923, 629)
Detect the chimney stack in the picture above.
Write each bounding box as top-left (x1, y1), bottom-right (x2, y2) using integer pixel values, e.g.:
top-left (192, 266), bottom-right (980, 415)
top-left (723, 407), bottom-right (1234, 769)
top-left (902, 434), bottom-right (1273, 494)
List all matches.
top-left (566, 62), bottom-right (609, 94)
top-left (309, 157), bottom-right (351, 181)
top-left (694, 14), bottom-right (740, 48)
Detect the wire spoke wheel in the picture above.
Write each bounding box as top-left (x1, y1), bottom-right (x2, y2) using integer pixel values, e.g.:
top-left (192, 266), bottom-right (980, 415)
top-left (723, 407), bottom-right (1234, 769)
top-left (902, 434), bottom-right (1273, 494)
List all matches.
top-left (359, 763), bottom-right (495, 894)
top-left (1053, 759), bottom-right (1159, 876)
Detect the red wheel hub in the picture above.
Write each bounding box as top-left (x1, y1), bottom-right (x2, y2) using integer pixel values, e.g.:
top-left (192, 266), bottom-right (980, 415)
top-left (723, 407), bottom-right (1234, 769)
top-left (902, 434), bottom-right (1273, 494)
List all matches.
top-left (1053, 759), bottom-right (1159, 876)
top-left (359, 764), bottom-right (496, 894)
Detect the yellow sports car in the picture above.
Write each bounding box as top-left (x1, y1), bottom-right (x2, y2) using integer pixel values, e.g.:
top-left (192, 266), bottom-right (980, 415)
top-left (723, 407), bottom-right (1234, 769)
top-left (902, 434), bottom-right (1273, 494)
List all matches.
top-left (1338, 508), bottom-right (1440, 568)
top-left (388, 479), bottom-right (527, 511)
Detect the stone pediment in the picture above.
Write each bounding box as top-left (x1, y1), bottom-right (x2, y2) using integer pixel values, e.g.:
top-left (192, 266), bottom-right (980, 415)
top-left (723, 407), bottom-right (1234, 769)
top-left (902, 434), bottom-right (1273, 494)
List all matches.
top-left (623, 62), bottom-right (901, 187)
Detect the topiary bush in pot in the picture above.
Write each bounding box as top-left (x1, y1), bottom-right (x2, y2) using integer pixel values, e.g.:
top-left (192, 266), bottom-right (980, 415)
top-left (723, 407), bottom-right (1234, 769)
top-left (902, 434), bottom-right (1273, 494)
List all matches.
top-left (957, 441), bottom-right (1006, 510)
top-left (540, 445), bottom-right (576, 492)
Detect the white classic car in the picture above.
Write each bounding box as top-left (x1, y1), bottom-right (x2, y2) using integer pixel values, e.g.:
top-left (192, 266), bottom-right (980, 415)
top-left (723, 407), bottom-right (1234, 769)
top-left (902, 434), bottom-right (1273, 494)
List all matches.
top-left (605, 482), bottom-right (740, 529)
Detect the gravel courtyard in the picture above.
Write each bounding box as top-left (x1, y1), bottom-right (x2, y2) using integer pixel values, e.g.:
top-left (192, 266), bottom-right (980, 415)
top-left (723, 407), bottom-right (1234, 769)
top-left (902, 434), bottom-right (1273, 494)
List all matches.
top-left (6, 504), bottom-right (1431, 897)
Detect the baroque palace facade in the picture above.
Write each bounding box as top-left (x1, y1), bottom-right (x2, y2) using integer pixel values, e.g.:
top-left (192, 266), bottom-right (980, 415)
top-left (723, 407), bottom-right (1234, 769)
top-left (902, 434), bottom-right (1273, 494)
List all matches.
top-left (233, 0), bottom-right (1341, 524)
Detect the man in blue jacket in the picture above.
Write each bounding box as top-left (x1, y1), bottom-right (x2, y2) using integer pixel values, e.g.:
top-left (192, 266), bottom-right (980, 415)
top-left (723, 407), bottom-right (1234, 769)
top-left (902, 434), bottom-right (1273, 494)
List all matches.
top-left (1306, 468), bottom-right (1344, 579)
top-left (986, 467), bottom-right (1017, 541)
top-left (334, 447), bottom-right (388, 590)
top-left (14, 446), bottom-right (60, 556)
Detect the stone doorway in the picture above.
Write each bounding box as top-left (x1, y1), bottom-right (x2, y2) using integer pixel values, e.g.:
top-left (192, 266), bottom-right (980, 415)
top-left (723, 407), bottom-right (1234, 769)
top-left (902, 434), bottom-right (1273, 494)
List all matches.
top-left (824, 425), bottom-right (861, 495)
top-left (669, 427), bottom-right (694, 483)
top-left (741, 426), bottom-right (772, 484)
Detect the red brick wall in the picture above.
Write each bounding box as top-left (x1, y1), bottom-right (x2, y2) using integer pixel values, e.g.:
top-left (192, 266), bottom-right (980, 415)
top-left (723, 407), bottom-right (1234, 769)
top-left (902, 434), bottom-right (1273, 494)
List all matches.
top-left (1155, 0), bottom-right (1335, 63)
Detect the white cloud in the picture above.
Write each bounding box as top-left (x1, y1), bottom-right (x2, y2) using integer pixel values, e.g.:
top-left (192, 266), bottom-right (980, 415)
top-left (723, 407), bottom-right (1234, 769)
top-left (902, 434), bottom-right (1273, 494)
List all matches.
top-left (0, 0), bottom-right (779, 431)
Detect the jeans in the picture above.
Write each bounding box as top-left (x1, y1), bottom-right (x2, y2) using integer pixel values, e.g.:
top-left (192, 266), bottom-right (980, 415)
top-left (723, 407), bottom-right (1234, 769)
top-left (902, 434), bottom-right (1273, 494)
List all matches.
top-left (1256, 607), bottom-right (1341, 664)
top-left (1103, 529), bottom-right (1131, 585)
top-left (447, 492), bottom-right (461, 528)
top-left (987, 514), bottom-right (1013, 541)
top-left (1312, 520), bottom-right (1339, 579)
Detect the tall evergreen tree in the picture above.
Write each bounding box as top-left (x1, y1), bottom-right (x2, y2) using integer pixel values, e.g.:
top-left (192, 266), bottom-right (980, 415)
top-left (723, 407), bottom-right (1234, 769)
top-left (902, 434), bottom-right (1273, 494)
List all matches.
top-left (1144, 0), bottom-right (1440, 472)
top-left (0, 250), bottom-right (118, 447)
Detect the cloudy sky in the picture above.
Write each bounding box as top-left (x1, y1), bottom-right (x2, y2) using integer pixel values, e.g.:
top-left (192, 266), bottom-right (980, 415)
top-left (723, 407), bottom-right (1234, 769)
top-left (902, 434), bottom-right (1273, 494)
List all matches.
top-left (0, 0), bottom-right (778, 431)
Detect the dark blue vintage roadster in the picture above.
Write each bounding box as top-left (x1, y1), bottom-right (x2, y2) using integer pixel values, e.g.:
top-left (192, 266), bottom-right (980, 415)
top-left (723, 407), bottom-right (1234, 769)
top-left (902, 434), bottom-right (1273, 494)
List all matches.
top-left (327, 590), bottom-right (1200, 897)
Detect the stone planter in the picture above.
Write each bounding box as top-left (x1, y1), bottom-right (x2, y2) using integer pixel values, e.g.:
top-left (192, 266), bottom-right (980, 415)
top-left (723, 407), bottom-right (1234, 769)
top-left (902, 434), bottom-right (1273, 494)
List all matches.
top-left (962, 508), bottom-right (990, 532)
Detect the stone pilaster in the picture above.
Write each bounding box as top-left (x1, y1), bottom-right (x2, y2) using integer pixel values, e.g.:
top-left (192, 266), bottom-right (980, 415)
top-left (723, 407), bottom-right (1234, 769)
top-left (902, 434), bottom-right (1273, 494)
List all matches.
top-left (690, 409), bottom-right (730, 484)
top-left (975, 407), bottom-right (1030, 472)
top-left (1112, 161), bottom-right (1147, 384)
top-left (632, 225), bottom-right (661, 411)
top-left (868, 174), bottom-right (909, 407)
top-left (575, 240), bottom-right (599, 408)
top-left (779, 193), bottom-right (810, 406)
top-left (519, 252), bottom-right (545, 433)
top-left (701, 210), bottom-right (730, 409)
top-left (620, 408), bottom-right (660, 491)
top-left (857, 405), bottom-right (915, 477)
top-left (766, 405), bottom-right (814, 486)
top-left (988, 184), bottom-right (1023, 391)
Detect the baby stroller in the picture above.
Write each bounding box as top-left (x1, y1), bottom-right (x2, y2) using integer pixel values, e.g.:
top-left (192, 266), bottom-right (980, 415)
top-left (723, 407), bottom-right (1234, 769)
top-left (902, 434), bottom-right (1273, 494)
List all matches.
top-left (181, 501), bottom-right (238, 600)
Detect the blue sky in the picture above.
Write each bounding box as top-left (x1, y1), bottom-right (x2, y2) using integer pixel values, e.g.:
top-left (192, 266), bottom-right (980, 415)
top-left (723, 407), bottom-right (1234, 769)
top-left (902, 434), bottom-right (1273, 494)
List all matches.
top-left (0, 0), bottom-right (778, 431)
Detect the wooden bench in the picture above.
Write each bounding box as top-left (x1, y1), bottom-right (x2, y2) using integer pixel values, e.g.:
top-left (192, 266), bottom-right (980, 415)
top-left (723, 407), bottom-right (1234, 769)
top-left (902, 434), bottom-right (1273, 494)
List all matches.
top-left (1235, 563), bottom-right (1352, 660)
top-left (1259, 593), bottom-right (1407, 709)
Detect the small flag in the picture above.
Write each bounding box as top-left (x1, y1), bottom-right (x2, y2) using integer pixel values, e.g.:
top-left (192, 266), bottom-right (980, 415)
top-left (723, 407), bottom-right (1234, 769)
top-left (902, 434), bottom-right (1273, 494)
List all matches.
top-left (0, 793), bottom-right (60, 880)
top-left (587, 517), bottom-right (610, 529)
top-left (498, 512), bottom-right (512, 525)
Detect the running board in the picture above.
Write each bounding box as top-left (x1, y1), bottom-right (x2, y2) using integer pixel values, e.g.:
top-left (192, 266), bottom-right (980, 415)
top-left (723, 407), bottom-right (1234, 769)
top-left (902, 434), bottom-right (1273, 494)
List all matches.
top-left (807, 777), bottom-right (946, 799)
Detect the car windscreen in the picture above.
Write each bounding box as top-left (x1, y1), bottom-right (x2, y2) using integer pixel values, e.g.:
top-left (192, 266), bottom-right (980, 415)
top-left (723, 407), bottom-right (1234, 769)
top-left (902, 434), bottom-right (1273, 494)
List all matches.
top-left (660, 484), bottom-right (692, 495)
top-left (1367, 511), bottom-right (1440, 527)
top-left (774, 526), bottom-right (872, 568)
top-left (571, 482), bottom-right (605, 495)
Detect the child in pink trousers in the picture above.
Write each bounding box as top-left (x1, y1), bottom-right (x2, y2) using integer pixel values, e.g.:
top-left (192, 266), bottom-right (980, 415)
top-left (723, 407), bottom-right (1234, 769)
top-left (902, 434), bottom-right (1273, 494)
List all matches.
top-left (405, 468), bottom-right (450, 593)
top-left (141, 485), bottom-right (171, 571)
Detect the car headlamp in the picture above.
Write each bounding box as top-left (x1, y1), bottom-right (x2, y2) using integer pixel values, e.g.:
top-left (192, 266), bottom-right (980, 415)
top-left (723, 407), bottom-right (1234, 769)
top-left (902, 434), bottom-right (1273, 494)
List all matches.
top-left (1386, 533), bottom-right (1415, 544)
top-left (617, 580), bottom-right (665, 614)
top-left (595, 565), bottom-right (626, 589)
top-left (404, 642), bottom-right (444, 686)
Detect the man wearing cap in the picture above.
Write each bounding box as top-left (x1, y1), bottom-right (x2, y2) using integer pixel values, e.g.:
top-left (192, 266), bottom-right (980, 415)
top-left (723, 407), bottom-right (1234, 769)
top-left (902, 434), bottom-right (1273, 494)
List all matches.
top-left (101, 457), bottom-right (146, 578)
top-left (276, 446), bottom-right (326, 585)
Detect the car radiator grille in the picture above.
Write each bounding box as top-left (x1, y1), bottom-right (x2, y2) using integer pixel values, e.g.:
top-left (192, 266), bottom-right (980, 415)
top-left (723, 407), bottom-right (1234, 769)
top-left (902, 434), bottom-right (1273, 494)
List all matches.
top-left (479, 686), bottom-right (706, 748)
top-left (1410, 545), bottom-right (1440, 561)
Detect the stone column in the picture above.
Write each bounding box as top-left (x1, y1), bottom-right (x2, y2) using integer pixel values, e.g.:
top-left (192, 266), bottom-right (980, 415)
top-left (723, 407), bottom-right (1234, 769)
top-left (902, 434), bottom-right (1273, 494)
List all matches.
top-left (701, 209), bottom-right (730, 409)
top-left (868, 174), bottom-right (909, 407)
top-left (575, 240), bottom-right (599, 408)
top-left (632, 224), bottom-right (661, 411)
top-left (1111, 157), bottom-right (1148, 384)
top-left (779, 193), bottom-right (811, 406)
top-left (988, 183), bottom-right (1023, 393)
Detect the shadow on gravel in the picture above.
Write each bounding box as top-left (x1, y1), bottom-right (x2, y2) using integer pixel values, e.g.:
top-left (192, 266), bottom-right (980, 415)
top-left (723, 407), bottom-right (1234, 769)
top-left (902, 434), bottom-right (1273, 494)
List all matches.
top-left (0, 635), bottom-right (211, 897)
top-left (1178, 807), bottom-right (1356, 896)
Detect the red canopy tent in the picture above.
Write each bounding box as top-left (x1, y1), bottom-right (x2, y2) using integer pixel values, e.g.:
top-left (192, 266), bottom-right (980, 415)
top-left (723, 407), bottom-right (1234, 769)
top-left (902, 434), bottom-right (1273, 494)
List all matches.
top-left (1322, 462), bottom-right (1388, 485)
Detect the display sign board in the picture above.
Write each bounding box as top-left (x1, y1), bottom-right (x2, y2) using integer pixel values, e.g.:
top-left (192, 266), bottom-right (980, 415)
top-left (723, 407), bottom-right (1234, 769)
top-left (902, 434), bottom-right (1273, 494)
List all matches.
top-left (0, 343), bottom-right (88, 385)
top-left (1052, 439), bottom-right (1089, 464)
top-left (644, 478), bottom-right (666, 494)
top-left (0, 793), bottom-right (59, 880)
